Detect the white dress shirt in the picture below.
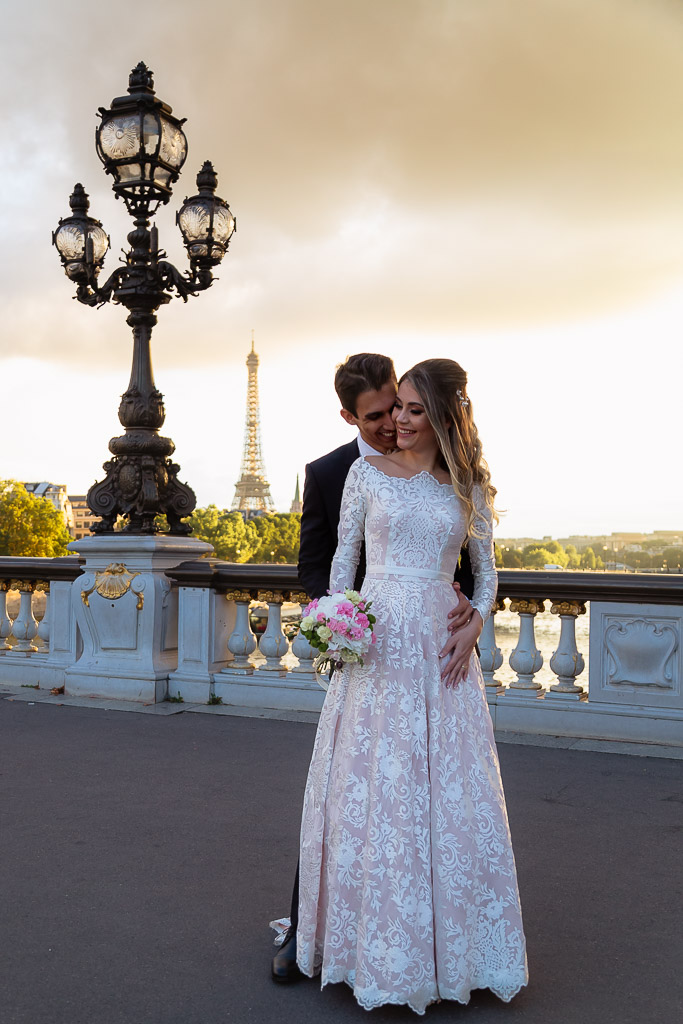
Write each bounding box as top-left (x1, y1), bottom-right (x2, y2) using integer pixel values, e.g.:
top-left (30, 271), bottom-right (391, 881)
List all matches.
top-left (357, 433), bottom-right (385, 458)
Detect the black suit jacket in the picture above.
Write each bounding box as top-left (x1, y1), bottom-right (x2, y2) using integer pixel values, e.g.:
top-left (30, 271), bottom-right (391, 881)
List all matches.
top-left (297, 439), bottom-right (475, 602)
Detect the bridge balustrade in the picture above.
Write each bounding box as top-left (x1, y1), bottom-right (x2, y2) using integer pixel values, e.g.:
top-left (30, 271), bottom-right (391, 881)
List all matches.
top-left (0, 556), bottom-right (680, 750)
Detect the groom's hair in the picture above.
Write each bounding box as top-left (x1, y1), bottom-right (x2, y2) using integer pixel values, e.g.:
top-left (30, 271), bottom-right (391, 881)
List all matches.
top-left (334, 353), bottom-right (396, 416)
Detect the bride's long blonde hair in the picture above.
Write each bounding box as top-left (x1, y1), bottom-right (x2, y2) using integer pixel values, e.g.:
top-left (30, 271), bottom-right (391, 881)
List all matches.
top-left (399, 359), bottom-right (498, 538)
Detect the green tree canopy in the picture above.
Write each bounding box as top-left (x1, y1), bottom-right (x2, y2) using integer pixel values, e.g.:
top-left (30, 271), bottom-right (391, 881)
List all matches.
top-left (623, 550), bottom-right (652, 569)
top-left (250, 514), bottom-right (301, 564)
top-left (522, 547), bottom-right (558, 568)
top-left (0, 481), bottom-right (70, 557)
top-left (581, 547), bottom-right (597, 569)
top-left (662, 547), bottom-right (683, 569)
top-left (501, 548), bottom-right (523, 568)
top-left (564, 544), bottom-right (581, 570)
top-left (186, 507), bottom-right (260, 562)
top-left (187, 508), bottom-right (302, 563)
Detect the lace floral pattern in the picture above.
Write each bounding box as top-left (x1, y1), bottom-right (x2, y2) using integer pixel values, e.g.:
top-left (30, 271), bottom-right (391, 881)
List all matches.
top-left (297, 459), bottom-right (527, 1013)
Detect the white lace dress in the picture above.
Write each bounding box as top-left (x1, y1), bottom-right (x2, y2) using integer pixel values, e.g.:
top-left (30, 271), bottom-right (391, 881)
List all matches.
top-left (296, 457), bottom-right (528, 1013)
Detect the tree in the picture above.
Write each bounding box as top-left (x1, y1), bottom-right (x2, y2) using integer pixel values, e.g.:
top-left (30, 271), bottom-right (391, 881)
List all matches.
top-left (542, 541), bottom-right (569, 568)
top-left (186, 507), bottom-right (259, 562)
top-left (187, 508), bottom-right (302, 563)
top-left (494, 543), bottom-right (503, 568)
top-left (0, 481), bottom-right (70, 557)
top-left (581, 547), bottom-right (597, 570)
top-left (249, 514), bottom-right (301, 563)
top-left (662, 547), bottom-right (683, 570)
top-left (502, 548), bottom-right (523, 568)
top-left (623, 550), bottom-right (652, 570)
top-left (522, 547), bottom-right (557, 568)
top-left (564, 544), bottom-right (581, 570)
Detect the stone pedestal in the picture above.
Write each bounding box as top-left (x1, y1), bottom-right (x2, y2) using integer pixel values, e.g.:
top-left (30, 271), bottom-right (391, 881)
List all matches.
top-left (65, 535), bottom-right (212, 702)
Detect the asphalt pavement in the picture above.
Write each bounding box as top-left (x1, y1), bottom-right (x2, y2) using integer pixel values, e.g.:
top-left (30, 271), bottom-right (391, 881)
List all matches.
top-left (0, 696), bottom-right (681, 1024)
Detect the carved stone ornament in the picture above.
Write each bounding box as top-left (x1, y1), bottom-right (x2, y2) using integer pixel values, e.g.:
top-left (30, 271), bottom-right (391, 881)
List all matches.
top-left (81, 562), bottom-right (140, 606)
top-left (509, 598), bottom-right (545, 616)
top-left (605, 618), bottom-right (678, 690)
top-left (224, 589), bottom-right (254, 603)
top-left (257, 590), bottom-right (285, 604)
top-left (550, 601), bottom-right (586, 617)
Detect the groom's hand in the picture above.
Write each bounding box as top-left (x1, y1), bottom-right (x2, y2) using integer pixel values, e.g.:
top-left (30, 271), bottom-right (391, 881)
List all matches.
top-left (447, 584), bottom-right (473, 632)
top-left (440, 611), bottom-right (483, 687)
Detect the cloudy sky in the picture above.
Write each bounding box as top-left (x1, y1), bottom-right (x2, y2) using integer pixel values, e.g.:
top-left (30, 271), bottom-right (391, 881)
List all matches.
top-left (2, 0), bottom-right (682, 537)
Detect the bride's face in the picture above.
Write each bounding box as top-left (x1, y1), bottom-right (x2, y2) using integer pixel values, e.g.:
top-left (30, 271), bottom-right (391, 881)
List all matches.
top-left (392, 381), bottom-right (437, 453)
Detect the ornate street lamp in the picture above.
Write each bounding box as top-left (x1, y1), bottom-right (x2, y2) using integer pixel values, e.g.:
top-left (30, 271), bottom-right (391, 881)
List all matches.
top-left (52, 62), bottom-right (236, 535)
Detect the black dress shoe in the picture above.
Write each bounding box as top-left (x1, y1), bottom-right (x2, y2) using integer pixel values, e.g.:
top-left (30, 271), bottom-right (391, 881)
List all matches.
top-left (271, 927), bottom-right (301, 983)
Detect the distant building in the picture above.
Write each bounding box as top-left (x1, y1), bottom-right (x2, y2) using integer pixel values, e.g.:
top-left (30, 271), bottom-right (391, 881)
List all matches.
top-left (23, 482), bottom-right (74, 534)
top-left (69, 495), bottom-right (102, 540)
top-left (290, 475), bottom-right (302, 515)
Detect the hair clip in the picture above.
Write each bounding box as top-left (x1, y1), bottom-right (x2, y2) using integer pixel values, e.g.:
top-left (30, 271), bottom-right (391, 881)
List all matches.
top-left (456, 388), bottom-right (470, 409)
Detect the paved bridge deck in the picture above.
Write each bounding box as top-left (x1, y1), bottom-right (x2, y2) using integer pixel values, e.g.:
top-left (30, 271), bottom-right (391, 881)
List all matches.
top-left (0, 695), bottom-right (681, 1024)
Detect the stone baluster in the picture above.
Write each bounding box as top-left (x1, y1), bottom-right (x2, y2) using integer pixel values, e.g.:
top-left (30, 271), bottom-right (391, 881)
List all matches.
top-left (479, 598), bottom-right (506, 696)
top-left (0, 581), bottom-right (13, 652)
top-left (508, 598), bottom-right (545, 695)
top-left (548, 600), bottom-right (587, 699)
top-left (8, 580), bottom-right (39, 656)
top-left (225, 591), bottom-right (257, 673)
top-left (35, 582), bottom-right (51, 654)
top-left (254, 590), bottom-right (289, 675)
top-left (289, 591), bottom-right (317, 681)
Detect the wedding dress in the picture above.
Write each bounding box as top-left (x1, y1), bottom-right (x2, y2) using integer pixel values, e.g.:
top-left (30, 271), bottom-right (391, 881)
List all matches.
top-left (296, 457), bottom-right (528, 1013)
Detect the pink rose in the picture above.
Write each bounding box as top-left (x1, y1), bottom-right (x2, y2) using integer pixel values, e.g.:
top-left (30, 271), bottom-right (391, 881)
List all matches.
top-left (356, 613), bottom-right (369, 628)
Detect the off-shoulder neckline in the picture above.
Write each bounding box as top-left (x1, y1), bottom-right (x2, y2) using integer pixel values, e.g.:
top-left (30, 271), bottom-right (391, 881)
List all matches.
top-left (361, 457), bottom-right (454, 490)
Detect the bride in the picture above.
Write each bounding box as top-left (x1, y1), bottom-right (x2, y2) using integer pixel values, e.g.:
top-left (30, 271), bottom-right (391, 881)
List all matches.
top-left (296, 358), bottom-right (528, 1013)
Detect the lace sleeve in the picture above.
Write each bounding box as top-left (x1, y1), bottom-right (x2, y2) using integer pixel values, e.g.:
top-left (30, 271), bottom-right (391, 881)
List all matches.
top-left (329, 459), bottom-right (367, 594)
top-left (468, 486), bottom-right (498, 623)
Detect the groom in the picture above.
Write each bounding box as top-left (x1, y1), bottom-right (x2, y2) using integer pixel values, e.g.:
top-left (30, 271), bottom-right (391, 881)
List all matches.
top-left (272, 352), bottom-right (475, 982)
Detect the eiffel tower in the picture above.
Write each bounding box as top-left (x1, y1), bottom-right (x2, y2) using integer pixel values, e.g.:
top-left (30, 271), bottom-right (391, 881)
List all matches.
top-left (232, 335), bottom-right (276, 514)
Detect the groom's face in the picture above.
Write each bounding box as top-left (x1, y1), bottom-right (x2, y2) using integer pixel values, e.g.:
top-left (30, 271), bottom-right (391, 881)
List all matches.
top-left (340, 382), bottom-right (398, 453)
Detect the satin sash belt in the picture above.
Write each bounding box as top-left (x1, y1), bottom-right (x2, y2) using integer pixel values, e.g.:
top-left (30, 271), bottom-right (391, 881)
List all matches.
top-left (365, 563), bottom-right (452, 583)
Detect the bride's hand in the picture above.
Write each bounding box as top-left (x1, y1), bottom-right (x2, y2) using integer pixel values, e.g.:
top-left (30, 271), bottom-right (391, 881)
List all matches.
top-left (440, 610), bottom-right (483, 687)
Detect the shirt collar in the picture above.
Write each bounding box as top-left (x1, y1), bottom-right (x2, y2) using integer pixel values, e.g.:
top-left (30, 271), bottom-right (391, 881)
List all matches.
top-left (357, 432), bottom-right (385, 458)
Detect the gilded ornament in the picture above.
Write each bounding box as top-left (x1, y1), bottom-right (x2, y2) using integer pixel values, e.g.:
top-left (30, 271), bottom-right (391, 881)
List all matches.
top-left (10, 580), bottom-right (35, 593)
top-left (35, 581), bottom-right (50, 593)
top-left (509, 598), bottom-right (544, 615)
top-left (289, 591), bottom-right (310, 605)
top-left (257, 590), bottom-right (285, 604)
top-left (550, 601), bottom-right (586, 617)
top-left (81, 562), bottom-right (141, 606)
top-left (224, 590), bottom-right (253, 603)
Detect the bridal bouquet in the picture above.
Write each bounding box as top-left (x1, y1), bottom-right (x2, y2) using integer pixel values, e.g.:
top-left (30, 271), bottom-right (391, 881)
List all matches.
top-left (299, 589), bottom-right (376, 673)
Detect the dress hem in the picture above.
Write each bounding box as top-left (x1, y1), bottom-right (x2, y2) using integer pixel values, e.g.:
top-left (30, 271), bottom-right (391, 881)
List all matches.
top-left (297, 961), bottom-right (528, 1015)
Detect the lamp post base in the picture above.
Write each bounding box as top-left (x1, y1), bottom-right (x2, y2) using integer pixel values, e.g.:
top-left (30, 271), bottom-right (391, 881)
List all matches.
top-left (65, 534), bottom-right (212, 702)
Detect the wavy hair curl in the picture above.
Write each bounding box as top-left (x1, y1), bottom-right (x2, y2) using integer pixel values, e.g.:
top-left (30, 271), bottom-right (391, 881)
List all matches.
top-left (399, 359), bottom-right (498, 538)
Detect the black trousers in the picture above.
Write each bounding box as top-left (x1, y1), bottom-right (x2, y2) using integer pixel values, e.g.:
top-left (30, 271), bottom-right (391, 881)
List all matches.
top-left (289, 860), bottom-right (300, 930)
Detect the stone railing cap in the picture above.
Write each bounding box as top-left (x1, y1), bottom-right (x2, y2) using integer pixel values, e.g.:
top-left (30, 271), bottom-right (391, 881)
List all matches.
top-left (0, 555), bottom-right (84, 583)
